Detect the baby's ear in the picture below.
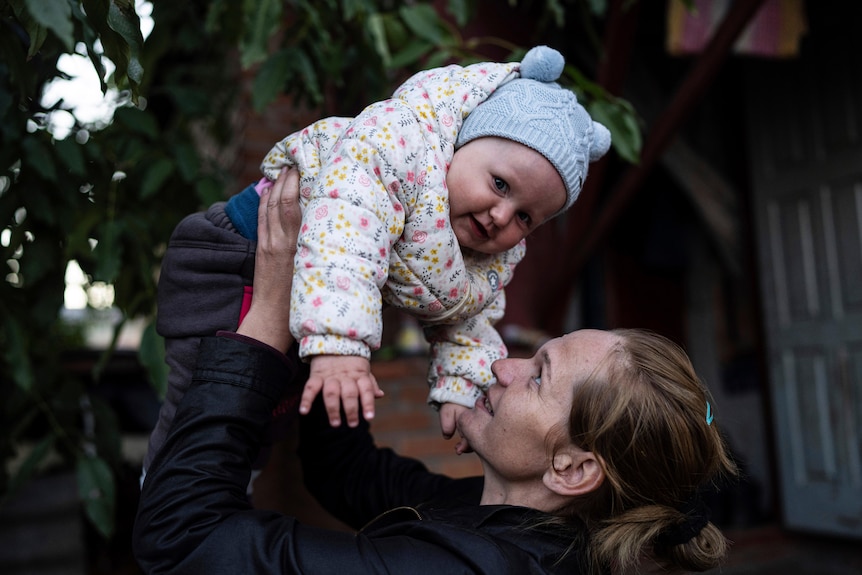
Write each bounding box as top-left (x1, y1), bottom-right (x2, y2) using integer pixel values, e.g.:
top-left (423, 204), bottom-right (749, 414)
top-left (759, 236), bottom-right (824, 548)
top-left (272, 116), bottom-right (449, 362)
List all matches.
top-left (543, 447), bottom-right (604, 497)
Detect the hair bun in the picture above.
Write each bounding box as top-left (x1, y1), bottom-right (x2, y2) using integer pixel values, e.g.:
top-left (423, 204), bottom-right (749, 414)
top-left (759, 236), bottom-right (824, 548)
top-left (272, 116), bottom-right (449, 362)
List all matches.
top-left (520, 46), bottom-right (564, 83)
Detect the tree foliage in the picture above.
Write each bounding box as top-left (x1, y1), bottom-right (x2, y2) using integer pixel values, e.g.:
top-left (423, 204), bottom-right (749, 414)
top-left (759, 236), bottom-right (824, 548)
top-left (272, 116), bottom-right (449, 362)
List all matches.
top-left (0, 0), bottom-right (640, 539)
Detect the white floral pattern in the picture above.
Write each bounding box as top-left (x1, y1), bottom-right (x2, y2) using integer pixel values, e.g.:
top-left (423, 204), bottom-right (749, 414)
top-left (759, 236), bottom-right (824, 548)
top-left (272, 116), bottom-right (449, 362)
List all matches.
top-left (260, 60), bottom-right (525, 407)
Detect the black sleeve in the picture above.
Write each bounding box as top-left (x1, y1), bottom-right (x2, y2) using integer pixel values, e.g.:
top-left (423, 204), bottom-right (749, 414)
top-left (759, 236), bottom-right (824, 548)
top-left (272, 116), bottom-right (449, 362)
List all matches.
top-left (133, 335), bottom-right (306, 573)
top-left (297, 397), bottom-right (467, 529)
top-left (132, 334), bottom-right (488, 575)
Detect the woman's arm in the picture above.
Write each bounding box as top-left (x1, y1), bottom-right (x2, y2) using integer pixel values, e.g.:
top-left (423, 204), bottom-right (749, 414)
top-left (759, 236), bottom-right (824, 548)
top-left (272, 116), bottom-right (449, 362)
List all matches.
top-left (235, 168), bottom-right (301, 353)
top-left (133, 169), bottom-right (484, 573)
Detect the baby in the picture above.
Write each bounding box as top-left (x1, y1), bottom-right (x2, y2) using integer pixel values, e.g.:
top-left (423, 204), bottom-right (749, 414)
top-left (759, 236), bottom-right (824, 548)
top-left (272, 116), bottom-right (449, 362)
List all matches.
top-left (145, 46), bottom-right (609, 476)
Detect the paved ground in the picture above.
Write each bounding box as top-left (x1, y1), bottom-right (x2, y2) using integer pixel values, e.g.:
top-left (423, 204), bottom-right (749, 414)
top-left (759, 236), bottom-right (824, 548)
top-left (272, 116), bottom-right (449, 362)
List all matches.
top-left (706, 525), bottom-right (862, 575)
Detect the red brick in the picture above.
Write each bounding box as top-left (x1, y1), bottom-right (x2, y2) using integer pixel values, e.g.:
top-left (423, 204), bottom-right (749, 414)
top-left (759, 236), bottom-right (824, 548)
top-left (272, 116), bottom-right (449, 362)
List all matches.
top-left (369, 411), bottom-right (434, 433)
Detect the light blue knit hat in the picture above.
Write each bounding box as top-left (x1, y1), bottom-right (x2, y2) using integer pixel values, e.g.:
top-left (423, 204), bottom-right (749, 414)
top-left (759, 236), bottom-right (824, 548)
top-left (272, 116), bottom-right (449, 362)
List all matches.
top-left (456, 46), bottom-right (611, 215)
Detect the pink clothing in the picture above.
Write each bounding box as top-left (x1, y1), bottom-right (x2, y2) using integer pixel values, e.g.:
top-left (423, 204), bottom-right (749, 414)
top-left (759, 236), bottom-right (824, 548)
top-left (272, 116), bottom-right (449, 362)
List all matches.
top-left (260, 59), bottom-right (525, 407)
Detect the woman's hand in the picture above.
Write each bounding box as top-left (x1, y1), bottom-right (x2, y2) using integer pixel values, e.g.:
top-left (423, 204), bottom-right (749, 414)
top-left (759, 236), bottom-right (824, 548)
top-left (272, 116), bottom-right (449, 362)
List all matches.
top-left (237, 168), bottom-right (302, 353)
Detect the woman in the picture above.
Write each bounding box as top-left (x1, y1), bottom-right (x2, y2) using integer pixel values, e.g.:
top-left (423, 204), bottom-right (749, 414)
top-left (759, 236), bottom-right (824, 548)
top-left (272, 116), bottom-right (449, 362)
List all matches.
top-left (133, 169), bottom-right (737, 574)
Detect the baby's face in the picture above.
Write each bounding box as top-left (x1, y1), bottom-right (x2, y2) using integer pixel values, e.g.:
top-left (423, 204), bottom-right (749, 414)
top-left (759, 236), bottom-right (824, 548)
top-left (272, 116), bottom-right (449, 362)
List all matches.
top-left (446, 137), bottom-right (566, 254)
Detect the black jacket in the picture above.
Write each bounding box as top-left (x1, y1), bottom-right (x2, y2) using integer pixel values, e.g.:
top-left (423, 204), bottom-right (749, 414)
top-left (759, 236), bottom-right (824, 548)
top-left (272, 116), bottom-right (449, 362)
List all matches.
top-left (133, 335), bottom-right (590, 574)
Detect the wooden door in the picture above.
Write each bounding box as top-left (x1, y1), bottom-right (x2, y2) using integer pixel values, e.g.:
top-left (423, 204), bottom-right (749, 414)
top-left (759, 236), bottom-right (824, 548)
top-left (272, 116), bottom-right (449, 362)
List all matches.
top-left (746, 35), bottom-right (862, 538)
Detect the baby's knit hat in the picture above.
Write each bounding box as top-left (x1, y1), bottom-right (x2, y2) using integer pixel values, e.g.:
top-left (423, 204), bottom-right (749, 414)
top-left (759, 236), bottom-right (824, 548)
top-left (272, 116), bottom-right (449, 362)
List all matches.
top-left (456, 46), bottom-right (612, 215)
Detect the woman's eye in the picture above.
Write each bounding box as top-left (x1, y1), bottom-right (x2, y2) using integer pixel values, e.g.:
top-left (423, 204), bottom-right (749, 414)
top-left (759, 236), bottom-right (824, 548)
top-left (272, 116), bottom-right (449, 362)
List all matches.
top-left (532, 375), bottom-right (542, 386)
top-left (493, 177), bottom-right (508, 193)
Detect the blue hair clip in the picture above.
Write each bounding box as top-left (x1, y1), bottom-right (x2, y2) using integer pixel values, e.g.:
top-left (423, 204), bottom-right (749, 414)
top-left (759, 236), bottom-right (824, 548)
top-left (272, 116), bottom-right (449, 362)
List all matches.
top-left (705, 402), bottom-right (714, 426)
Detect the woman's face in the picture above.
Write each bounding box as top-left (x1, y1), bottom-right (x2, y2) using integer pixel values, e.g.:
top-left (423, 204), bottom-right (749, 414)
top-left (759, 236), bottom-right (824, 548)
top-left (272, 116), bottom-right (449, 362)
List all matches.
top-left (457, 329), bottom-right (620, 483)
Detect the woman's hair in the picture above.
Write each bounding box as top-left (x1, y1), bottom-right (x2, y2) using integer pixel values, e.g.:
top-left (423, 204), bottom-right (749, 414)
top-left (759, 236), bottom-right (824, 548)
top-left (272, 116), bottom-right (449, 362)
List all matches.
top-left (559, 328), bottom-right (738, 574)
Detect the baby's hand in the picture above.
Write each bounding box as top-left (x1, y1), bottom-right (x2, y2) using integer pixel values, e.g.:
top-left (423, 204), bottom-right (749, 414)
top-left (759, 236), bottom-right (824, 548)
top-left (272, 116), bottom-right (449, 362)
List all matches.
top-left (438, 403), bottom-right (473, 454)
top-left (438, 401), bottom-right (468, 435)
top-left (302, 355), bottom-right (383, 427)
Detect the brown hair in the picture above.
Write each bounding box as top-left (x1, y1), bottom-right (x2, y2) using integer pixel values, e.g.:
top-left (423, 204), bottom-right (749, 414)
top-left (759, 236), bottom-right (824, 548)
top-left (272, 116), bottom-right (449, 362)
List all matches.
top-left (558, 328), bottom-right (738, 574)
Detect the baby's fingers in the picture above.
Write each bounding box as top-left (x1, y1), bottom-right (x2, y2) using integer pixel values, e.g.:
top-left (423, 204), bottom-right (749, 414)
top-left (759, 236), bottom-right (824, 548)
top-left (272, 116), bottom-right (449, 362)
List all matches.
top-left (320, 378), bottom-right (347, 427)
top-left (356, 374), bottom-right (382, 422)
top-left (454, 436), bottom-right (473, 455)
top-left (300, 377), bottom-right (324, 416)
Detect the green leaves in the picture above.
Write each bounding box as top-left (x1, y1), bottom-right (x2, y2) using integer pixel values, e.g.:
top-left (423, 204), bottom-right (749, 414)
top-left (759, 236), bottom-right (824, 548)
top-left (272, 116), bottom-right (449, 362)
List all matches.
top-left (77, 454), bottom-right (116, 539)
top-left (239, 0), bottom-right (283, 68)
top-left (23, 0), bottom-right (73, 52)
top-left (139, 322), bottom-right (167, 400)
top-left (588, 98), bottom-right (642, 164)
top-left (1, 318), bottom-right (34, 392)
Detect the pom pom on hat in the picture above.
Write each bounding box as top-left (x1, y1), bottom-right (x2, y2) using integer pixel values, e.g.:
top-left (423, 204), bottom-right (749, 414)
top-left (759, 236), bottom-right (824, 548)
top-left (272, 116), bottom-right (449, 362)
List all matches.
top-left (520, 46), bottom-right (565, 82)
top-left (457, 46), bottom-right (612, 215)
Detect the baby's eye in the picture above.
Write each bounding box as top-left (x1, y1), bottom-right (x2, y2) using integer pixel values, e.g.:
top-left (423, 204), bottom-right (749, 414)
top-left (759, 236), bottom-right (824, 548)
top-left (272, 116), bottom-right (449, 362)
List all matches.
top-left (517, 211), bottom-right (531, 225)
top-left (493, 177), bottom-right (508, 193)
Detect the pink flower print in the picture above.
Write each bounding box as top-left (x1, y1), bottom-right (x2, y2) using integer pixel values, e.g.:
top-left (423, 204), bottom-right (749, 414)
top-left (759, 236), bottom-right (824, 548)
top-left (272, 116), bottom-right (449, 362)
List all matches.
top-left (364, 116), bottom-right (377, 126)
top-left (413, 287), bottom-right (424, 295)
top-left (428, 300), bottom-right (443, 312)
top-left (358, 175), bottom-right (371, 186)
top-left (406, 171), bottom-right (415, 183)
top-left (422, 92), bottom-right (430, 99)
top-left (329, 189), bottom-right (339, 199)
top-left (299, 246), bottom-right (309, 257)
top-left (333, 156), bottom-right (342, 164)
top-left (412, 230), bottom-right (427, 243)
top-left (426, 123), bottom-right (434, 133)
top-left (479, 359), bottom-right (486, 367)
top-left (449, 288), bottom-right (459, 299)
top-left (312, 297), bottom-right (323, 307)
top-left (302, 320), bottom-right (316, 333)
top-left (398, 136), bottom-right (406, 148)
top-left (393, 203), bottom-right (403, 212)
top-left (441, 114), bottom-right (453, 127)
top-left (360, 217), bottom-right (369, 228)
top-left (385, 106), bottom-right (394, 112)
top-left (305, 262), bottom-right (313, 269)
top-left (379, 247), bottom-right (387, 258)
top-left (462, 93), bottom-right (468, 102)
top-left (388, 181), bottom-right (400, 194)
top-left (336, 276), bottom-right (350, 290)
top-left (290, 146), bottom-right (299, 155)
top-left (334, 121), bottom-right (342, 128)
top-left (480, 68), bottom-right (488, 75)
top-left (436, 218), bottom-right (445, 229)
top-left (373, 167), bottom-right (381, 176)
top-left (445, 259), bottom-right (453, 269)
top-left (315, 205), bottom-right (328, 220)
top-left (301, 187), bottom-right (312, 199)
top-left (465, 380), bottom-right (474, 389)
top-left (416, 171), bottom-right (426, 185)
top-left (302, 128), bottom-right (310, 135)
top-left (348, 328), bottom-right (357, 338)
top-left (478, 293), bottom-right (484, 302)
top-left (347, 127), bottom-right (355, 136)
top-left (436, 365), bottom-right (444, 375)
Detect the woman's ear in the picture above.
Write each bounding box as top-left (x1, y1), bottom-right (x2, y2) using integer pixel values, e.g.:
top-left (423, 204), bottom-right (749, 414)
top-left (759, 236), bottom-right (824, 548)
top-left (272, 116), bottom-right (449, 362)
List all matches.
top-left (543, 448), bottom-right (605, 497)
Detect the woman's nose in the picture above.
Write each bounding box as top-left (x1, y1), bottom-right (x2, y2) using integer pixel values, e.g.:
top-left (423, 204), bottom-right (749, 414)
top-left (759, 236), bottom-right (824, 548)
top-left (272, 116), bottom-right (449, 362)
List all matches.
top-left (490, 358), bottom-right (513, 386)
